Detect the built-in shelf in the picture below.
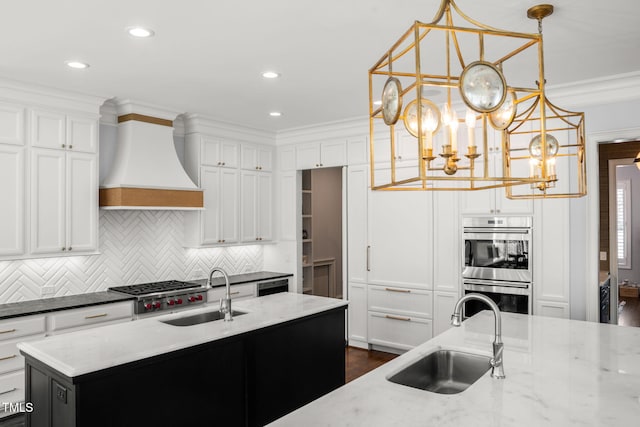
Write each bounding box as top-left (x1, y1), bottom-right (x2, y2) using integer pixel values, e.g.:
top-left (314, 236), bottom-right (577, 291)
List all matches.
top-left (303, 239), bottom-right (312, 243)
top-left (302, 215), bottom-right (312, 218)
top-left (302, 263), bottom-right (313, 268)
top-left (302, 170), bottom-right (313, 295)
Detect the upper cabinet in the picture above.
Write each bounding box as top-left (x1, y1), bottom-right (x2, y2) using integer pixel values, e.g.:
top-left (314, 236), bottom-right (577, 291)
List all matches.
top-left (0, 97), bottom-right (100, 261)
top-left (31, 110), bottom-right (98, 154)
top-left (241, 144), bottom-right (273, 171)
top-left (296, 140), bottom-right (346, 170)
top-left (201, 137), bottom-right (238, 168)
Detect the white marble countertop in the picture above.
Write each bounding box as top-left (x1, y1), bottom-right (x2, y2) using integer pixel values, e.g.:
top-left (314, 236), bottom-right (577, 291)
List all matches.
top-left (273, 311), bottom-right (640, 426)
top-left (17, 293), bottom-right (347, 378)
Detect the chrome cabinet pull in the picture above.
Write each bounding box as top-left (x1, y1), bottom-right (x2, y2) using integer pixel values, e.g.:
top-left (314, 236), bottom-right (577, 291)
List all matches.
top-left (366, 246), bottom-right (370, 271)
top-left (0, 388), bottom-right (17, 396)
top-left (230, 291), bottom-right (240, 296)
top-left (0, 354), bottom-right (17, 362)
top-left (85, 313), bottom-right (108, 319)
top-left (384, 287), bottom-right (411, 293)
top-left (385, 314), bottom-right (411, 321)
top-left (0, 329), bottom-right (16, 335)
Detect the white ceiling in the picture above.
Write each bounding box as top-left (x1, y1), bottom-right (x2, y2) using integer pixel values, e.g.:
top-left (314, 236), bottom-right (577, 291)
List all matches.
top-left (2, 0), bottom-right (639, 132)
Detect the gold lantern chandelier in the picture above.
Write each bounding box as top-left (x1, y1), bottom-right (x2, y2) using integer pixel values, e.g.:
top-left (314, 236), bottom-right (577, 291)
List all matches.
top-left (368, 0), bottom-right (587, 198)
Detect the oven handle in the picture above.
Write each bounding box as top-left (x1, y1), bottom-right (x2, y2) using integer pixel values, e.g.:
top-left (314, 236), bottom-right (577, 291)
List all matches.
top-left (463, 228), bottom-right (530, 234)
top-left (464, 281), bottom-right (531, 296)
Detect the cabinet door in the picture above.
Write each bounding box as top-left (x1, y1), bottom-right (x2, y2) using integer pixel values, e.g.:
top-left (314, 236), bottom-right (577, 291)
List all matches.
top-left (66, 115), bottom-right (97, 153)
top-left (221, 141), bottom-right (239, 168)
top-left (201, 137), bottom-right (221, 166)
top-left (30, 110), bottom-right (65, 150)
top-left (368, 190), bottom-right (432, 289)
top-left (347, 136), bottom-right (368, 166)
top-left (296, 143), bottom-right (320, 170)
top-left (433, 291), bottom-right (459, 336)
top-left (0, 145), bottom-right (25, 256)
top-left (347, 282), bottom-right (367, 347)
top-left (320, 140), bottom-right (347, 167)
top-left (200, 167), bottom-right (221, 244)
top-left (66, 152), bottom-right (97, 252)
top-left (258, 147), bottom-right (273, 171)
top-left (0, 103), bottom-right (25, 145)
top-left (347, 165), bottom-right (368, 283)
top-left (220, 168), bottom-right (239, 243)
top-left (433, 191), bottom-right (460, 293)
top-left (240, 171), bottom-right (258, 242)
top-left (241, 144), bottom-right (258, 170)
top-left (257, 173), bottom-right (273, 241)
top-left (31, 149), bottom-right (65, 254)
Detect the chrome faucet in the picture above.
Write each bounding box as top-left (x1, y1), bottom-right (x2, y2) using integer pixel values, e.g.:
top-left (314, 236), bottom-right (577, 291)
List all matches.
top-left (207, 267), bottom-right (233, 322)
top-left (451, 293), bottom-right (505, 379)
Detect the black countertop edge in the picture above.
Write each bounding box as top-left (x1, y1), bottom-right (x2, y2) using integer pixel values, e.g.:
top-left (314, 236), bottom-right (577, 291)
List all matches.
top-left (0, 292), bottom-right (135, 321)
top-left (0, 271), bottom-right (294, 321)
top-left (195, 271), bottom-right (293, 288)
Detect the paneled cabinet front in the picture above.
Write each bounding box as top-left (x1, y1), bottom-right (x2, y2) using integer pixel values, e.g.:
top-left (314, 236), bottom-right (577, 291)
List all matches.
top-left (295, 140), bottom-right (346, 170)
top-left (240, 170), bottom-right (273, 242)
top-left (30, 149), bottom-right (97, 255)
top-left (31, 110), bottom-right (97, 154)
top-left (0, 145), bottom-right (25, 256)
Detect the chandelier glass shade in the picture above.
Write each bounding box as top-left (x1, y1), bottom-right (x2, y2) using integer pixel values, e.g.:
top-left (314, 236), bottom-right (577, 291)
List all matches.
top-left (368, 0), bottom-right (587, 198)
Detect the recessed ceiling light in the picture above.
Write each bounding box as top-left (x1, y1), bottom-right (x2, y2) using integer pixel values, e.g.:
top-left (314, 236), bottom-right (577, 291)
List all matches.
top-left (262, 71), bottom-right (280, 79)
top-left (65, 61), bottom-right (89, 69)
top-left (127, 27), bottom-right (155, 38)
top-left (269, 112), bottom-right (282, 117)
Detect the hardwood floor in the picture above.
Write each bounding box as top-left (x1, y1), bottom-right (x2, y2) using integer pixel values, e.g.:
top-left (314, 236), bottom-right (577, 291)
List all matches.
top-left (345, 346), bottom-right (398, 383)
top-left (618, 296), bottom-right (640, 327)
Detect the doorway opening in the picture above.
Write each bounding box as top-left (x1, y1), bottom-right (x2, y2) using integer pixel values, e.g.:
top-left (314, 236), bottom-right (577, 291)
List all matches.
top-left (301, 168), bottom-right (343, 299)
top-left (598, 140), bottom-right (640, 326)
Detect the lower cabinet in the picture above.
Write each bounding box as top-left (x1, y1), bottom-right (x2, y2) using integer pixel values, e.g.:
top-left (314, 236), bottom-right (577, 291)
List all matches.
top-left (433, 291), bottom-right (459, 337)
top-left (24, 307), bottom-right (346, 427)
top-left (347, 282), bottom-right (367, 348)
top-left (367, 285), bottom-right (433, 352)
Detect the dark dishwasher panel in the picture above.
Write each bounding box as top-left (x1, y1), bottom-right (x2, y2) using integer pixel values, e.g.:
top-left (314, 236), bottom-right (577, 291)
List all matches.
top-left (257, 279), bottom-right (289, 296)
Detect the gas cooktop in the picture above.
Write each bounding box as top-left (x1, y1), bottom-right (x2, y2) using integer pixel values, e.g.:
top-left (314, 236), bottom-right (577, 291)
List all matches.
top-left (109, 280), bottom-right (203, 296)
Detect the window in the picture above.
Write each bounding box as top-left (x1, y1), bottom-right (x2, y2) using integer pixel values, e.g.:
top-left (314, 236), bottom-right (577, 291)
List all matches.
top-left (616, 179), bottom-right (631, 269)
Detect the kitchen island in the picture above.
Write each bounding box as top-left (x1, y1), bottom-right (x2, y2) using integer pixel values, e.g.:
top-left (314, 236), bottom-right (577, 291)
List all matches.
top-left (273, 311), bottom-right (640, 426)
top-left (18, 293), bottom-right (347, 427)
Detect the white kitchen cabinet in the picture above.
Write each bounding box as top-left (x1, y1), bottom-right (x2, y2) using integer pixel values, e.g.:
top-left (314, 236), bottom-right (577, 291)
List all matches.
top-left (433, 191), bottom-right (460, 293)
top-left (0, 145), bottom-right (25, 257)
top-left (30, 149), bottom-right (97, 255)
top-left (368, 285), bottom-right (432, 318)
top-left (368, 312), bottom-right (432, 352)
top-left (241, 144), bottom-right (273, 172)
top-left (0, 102), bottom-right (25, 145)
top-left (459, 144), bottom-right (533, 215)
top-left (277, 145), bottom-right (296, 171)
top-left (368, 189), bottom-right (432, 289)
top-left (296, 140), bottom-right (347, 169)
top-left (208, 282), bottom-right (256, 303)
top-left (0, 314), bottom-right (46, 419)
top-left (240, 170), bottom-right (273, 242)
top-left (347, 165), bottom-right (369, 283)
top-left (433, 291), bottom-right (459, 336)
top-left (46, 301), bottom-right (133, 335)
top-left (200, 136), bottom-right (238, 168)
top-left (347, 136), bottom-right (368, 165)
top-left (347, 282), bottom-right (367, 348)
top-left (185, 166), bottom-right (239, 246)
top-left (31, 109), bottom-right (97, 154)
top-left (533, 198), bottom-right (570, 317)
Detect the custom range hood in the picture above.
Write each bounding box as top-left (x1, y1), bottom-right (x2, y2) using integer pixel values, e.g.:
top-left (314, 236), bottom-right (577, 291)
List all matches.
top-left (99, 101), bottom-right (203, 209)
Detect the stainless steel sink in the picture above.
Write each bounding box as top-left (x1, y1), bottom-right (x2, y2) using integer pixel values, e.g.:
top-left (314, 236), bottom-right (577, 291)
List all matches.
top-left (387, 349), bottom-right (491, 394)
top-left (161, 310), bottom-right (247, 326)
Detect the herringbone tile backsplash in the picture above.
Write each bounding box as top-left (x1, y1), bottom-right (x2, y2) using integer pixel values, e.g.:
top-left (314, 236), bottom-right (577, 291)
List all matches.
top-left (0, 211), bottom-right (263, 303)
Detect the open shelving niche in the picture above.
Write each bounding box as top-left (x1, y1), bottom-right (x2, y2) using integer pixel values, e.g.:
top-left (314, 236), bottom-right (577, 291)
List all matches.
top-left (302, 170), bottom-right (313, 294)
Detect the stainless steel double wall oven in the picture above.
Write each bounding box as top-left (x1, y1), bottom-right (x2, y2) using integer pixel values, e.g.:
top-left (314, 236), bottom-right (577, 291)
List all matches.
top-left (463, 216), bottom-right (532, 317)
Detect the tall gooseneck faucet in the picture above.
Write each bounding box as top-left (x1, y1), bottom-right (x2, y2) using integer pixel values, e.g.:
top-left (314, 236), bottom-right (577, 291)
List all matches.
top-left (451, 293), bottom-right (505, 379)
top-left (208, 267), bottom-right (233, 322)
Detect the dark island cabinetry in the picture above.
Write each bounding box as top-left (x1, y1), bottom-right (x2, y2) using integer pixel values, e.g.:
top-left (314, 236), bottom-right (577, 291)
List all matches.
top-left (24, 306), bottom-right (345, 427)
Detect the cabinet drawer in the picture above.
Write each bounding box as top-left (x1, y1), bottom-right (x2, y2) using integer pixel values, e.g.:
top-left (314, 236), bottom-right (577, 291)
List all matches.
top-left (208, 283), bottom-right (256, 302)
top-left (47, 301), bottom-right (133, 333)
top-left (0, 370), bottom-right (25, 415)
top-left (368, 285), bottom-right (432, 318)
top-left (0, 315), bottom-right (46, 342)
top-left (0, 334), bottom-right (44, 375)
top-left (368, 312), bottom-right (432, 351)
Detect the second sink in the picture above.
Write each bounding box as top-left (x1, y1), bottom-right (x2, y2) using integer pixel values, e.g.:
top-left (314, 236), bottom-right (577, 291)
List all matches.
top-left (161, 310), bottom-right (247, 327)
top-left (387, 349), bottom-right (491, 394)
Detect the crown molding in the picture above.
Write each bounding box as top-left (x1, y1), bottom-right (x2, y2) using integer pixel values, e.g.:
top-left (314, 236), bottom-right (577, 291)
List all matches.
top-left (547, 71), bottom-right (640, 109)
top-left (276, 116), bottom-right (369, 146)
top-left (0, 76), bottom-right (105, 115)
top-left (183, 113), bottom-right (276, 145)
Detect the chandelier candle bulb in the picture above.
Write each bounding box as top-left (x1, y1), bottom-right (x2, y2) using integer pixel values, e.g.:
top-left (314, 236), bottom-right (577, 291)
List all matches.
top-left (450, 110), bottom-right (459, 153)
top-left (465, 109), bottom-right (476, 148)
